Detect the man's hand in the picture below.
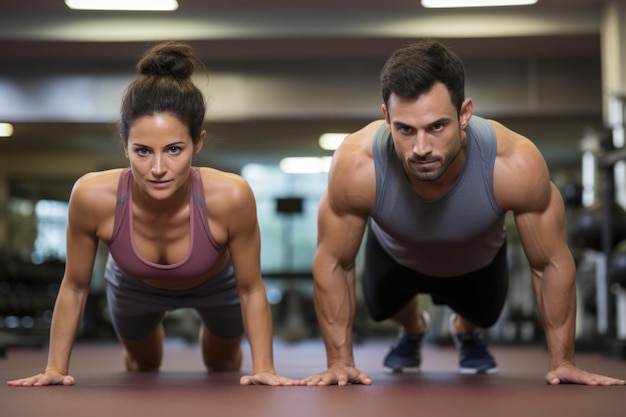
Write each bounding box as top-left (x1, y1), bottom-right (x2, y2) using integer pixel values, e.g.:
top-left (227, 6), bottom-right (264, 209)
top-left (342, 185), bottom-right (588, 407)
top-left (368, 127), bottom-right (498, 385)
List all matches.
top-left (546, 363), bottom-right (626, 386)
top-left (299, 366), bottom-right (372, 386)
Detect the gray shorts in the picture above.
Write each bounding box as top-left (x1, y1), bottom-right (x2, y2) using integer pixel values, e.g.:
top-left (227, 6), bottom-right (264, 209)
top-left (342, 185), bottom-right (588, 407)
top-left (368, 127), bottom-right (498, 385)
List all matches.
top-left (105, 256), bottom-right (244, 340)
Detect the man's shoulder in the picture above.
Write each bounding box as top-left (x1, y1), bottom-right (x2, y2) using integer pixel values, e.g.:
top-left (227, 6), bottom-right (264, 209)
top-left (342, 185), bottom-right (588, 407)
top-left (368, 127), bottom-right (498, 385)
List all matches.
top-left (338, 120), bottom-right (386, 157)
top-left (327, 123), bottom-right (379, 212)
top-left (360, 120), bottom-right (387, 138)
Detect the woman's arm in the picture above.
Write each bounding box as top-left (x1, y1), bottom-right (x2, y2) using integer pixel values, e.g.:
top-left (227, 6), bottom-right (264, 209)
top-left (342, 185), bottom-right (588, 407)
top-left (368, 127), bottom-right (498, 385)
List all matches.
top-left (7, 176), bottom-right (103, 387)
top-left (221, 175), bottom-right (295, 386)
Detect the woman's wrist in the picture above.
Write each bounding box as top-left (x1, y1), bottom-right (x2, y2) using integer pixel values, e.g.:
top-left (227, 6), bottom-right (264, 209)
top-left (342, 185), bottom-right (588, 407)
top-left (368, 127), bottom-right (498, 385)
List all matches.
top-left (45, 368), bottom-right (67, 376)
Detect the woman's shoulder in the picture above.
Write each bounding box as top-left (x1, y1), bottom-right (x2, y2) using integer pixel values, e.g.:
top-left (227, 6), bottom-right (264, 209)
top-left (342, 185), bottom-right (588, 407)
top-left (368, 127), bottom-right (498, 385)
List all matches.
top-left (194, 167), bottom-right (254, 209)
top-left (70, 169), bottom-right (125, 207)
top-left (195, 166), bottom-right (248, 190)
top-left (76, 168), bottom-right (126, 184)
top-left (66, 169), bottom-right (124, 234)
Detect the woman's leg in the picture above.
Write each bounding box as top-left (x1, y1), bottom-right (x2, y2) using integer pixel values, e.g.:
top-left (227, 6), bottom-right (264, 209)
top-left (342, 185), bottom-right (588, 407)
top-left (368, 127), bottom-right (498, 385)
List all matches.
top-left (200, 325), bottom-right (243, 372)
top-left (119, 322), bottom-right (165, 372)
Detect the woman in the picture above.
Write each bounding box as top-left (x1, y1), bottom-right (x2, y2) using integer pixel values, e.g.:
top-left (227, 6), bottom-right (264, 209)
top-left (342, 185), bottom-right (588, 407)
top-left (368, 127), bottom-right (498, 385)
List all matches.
top-left (7, 41), bottom-right (294, 387)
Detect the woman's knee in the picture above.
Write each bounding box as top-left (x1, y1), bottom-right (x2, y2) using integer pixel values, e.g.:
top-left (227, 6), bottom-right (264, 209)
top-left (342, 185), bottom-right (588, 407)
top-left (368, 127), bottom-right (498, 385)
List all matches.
top-left (200, 326), bottom-right (243, 372)
top-left (120, 324), bottom-right (164, 372)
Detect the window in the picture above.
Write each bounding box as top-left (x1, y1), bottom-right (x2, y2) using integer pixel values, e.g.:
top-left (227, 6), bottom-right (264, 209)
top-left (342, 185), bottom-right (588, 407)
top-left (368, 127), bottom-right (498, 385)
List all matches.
top-left (242, 164), bottom-right (327, 272)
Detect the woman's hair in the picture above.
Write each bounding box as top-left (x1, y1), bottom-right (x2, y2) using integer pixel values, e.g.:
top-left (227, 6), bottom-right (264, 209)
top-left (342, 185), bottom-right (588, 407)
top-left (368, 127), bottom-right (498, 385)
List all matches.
top-left (119, 41), bottom-right (206, 145)
top-left (380, 40), bottom-right (465, 115)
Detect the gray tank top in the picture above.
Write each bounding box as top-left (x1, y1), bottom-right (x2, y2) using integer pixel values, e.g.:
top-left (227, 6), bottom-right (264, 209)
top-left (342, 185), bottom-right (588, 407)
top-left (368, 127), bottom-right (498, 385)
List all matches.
top-left (369, 116), bottom-right (505, 277)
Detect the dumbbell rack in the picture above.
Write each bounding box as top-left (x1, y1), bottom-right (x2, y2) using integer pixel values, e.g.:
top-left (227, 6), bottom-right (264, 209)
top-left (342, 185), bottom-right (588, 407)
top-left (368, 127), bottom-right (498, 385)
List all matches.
top-left (0, 259), bottom-right (63, 355)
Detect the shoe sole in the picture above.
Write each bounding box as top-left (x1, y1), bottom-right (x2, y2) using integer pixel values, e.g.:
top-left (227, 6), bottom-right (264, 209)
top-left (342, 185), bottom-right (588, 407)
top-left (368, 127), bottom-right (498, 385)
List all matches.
top-left (459, 367), bottom-right (498, 375)
top-left (384, 366), bottom-right (421, 374)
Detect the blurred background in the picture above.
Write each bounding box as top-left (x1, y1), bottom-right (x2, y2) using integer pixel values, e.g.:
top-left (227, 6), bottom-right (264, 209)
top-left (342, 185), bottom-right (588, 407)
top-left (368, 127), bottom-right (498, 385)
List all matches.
top-left (1, 0), bottom-right (626, 353)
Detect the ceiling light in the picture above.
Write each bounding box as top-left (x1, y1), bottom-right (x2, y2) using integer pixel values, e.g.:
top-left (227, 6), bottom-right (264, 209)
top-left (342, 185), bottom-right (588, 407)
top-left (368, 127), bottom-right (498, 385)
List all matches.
top-left (65, 0), bottom-right (179, 11)
top-left (0, 123), bottom-right (14, 138)
top-left (421, 0), bottom-right (537, 8)
top-left (319, 133), bottom-right (349, 151)
top-left (279, 157), bottom-right (333, 174)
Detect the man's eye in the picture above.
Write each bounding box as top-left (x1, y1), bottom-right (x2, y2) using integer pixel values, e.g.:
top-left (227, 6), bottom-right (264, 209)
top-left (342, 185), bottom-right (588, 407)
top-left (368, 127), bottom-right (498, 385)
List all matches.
top-left (431, 124), bottom-right (444, 132)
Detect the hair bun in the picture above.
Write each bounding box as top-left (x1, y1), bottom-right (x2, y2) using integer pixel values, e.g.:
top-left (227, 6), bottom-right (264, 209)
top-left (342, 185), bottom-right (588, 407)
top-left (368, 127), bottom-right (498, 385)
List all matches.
top-left (137, 41), bottom-right (197, 80)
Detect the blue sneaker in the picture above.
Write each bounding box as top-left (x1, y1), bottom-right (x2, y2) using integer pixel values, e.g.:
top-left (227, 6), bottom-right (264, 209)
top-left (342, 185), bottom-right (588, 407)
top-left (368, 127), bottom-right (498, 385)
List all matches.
top-left (449, 314), bottom-right (498, 375)
top-left (383, 312), bottom-right (430, 373)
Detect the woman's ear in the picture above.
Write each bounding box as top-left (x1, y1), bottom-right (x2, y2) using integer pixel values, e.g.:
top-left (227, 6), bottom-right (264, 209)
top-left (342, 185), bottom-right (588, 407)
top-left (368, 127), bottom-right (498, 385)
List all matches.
top-left (194, 130), bottom-right (206, 155)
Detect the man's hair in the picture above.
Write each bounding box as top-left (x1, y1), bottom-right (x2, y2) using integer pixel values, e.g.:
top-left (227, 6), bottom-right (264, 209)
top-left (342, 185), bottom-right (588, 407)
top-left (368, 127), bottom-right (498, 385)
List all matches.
top-left (380, 40), bottom-right (466, 114)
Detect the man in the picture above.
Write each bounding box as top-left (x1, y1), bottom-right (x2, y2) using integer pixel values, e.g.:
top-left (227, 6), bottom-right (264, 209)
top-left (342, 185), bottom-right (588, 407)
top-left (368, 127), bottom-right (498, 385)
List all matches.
top-left (301, 40), bottom-right (626, 386)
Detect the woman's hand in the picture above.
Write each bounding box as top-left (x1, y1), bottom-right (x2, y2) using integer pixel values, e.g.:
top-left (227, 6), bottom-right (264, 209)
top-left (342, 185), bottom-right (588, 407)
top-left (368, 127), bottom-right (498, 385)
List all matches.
top-left (7, 370), bottom-right (75, 387)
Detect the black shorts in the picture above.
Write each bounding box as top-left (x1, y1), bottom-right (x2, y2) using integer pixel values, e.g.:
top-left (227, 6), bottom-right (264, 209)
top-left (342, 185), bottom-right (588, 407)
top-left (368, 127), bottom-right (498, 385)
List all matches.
top-left (362, 226), bottom-right (509, 328)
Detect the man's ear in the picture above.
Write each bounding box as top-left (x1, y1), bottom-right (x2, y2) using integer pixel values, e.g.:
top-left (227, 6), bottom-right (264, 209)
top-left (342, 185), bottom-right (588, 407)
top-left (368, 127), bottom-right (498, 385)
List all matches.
top-left (459, 98), bottom-right (473, 129)
top-left (381, 103), bottom-right (391, 125)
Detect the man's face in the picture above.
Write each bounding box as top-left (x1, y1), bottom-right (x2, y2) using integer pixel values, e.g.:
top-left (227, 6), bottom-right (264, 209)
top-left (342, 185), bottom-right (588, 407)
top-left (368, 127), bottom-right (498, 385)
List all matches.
top-left (382, 82), bottom-right (471, 183)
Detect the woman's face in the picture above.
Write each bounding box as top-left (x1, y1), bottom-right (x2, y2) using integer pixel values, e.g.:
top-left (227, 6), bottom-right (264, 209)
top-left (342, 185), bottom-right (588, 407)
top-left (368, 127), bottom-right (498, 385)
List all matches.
top-left (124, 112), bottom-right (204, 201)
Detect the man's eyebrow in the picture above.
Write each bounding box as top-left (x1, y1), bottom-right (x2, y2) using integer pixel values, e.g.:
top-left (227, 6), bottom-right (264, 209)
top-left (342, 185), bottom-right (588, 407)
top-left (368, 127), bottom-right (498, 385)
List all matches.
top-left (391, 120), bottom-right (413, 128)
top-left (428, 117), bottom-right (451, 126)
top-left (391, 117), bottom-right (451, 129)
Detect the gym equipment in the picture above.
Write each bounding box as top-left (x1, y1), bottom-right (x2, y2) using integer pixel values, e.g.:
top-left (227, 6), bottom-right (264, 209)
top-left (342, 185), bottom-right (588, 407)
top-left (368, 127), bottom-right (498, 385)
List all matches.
top-left (0, 258), bottom-right (63, 349)
top-left (561, 183), bottom-right (583, 208)
top-left (609, 240), bottom-right (626, 289)
top-left (571, 201), bottom-right (626, 252)
top-left (575, 93), bottom-right (626, 356)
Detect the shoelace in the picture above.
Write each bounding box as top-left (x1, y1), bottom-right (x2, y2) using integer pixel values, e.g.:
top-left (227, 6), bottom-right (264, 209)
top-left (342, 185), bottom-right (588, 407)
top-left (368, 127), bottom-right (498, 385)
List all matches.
top-left (459, 335), bottom-right (491, 359)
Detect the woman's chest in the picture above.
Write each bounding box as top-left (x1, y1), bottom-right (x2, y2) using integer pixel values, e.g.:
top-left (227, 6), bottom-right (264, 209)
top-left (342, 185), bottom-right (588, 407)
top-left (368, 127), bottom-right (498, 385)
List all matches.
top-left (132, 208), bottom-right (191, 265)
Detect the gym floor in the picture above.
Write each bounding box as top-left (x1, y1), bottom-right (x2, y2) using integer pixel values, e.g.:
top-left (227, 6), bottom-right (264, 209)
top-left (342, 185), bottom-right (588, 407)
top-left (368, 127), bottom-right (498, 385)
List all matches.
top-left (2, 338), bottom-right (625, 417)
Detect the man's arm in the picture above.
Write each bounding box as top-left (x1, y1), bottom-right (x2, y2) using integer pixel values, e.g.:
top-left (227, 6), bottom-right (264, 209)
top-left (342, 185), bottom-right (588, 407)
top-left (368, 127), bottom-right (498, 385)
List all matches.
top-left (495, 121), bottom-right (625, 385)
top-left (301, 124), bottom-right (379, 386)
top-left (303, 191), bottom-right (371, 386)
top-left (516, 183), bottom-right (623, 385)
top-left (514, 183), bottom-right (578, 375)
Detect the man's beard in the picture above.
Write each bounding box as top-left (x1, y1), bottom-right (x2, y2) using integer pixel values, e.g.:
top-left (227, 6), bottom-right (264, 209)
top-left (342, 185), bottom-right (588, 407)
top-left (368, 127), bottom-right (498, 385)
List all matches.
top-left (404, 140), bottom-right (462, 182)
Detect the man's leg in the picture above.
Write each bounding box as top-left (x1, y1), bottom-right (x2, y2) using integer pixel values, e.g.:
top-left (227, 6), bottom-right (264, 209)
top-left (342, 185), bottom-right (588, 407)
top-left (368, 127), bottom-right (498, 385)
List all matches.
top-left (451, 314), bottom-right (478, 334)
top-left (389, 296), bottom-right (427, 335)
top-left (383, 296), bottom-right (431, 373)
top-left (361, 227), bottom-right (430, 373)
top-left (448, 313), bottom-right (498, 374)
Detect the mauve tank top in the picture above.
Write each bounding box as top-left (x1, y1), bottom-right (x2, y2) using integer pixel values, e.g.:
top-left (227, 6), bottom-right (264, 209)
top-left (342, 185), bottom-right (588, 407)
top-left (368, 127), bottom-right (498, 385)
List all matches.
top-left (369, 116), bottom-right (506, 277)
top-left (106, 168), bottom-right (225, 281)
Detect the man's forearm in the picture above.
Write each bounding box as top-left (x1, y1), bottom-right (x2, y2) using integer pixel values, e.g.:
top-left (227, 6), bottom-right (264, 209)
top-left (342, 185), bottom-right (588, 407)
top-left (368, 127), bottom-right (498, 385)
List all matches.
top-left (534, 268), bottom-right (577, 368)
top-left (313, 269), bottom-right (357, 367)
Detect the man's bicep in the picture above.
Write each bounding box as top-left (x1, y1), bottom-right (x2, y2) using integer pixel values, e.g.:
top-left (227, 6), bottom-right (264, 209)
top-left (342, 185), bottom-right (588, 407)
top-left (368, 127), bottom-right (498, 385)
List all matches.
top-left (514, 184), bottom-right (571, 272)
top-left (316, 192), bottom-right (367, 269)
